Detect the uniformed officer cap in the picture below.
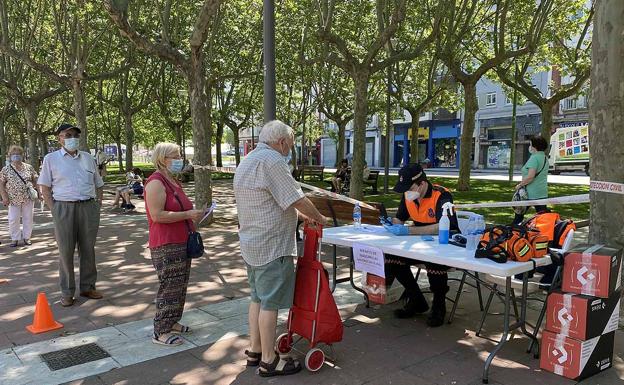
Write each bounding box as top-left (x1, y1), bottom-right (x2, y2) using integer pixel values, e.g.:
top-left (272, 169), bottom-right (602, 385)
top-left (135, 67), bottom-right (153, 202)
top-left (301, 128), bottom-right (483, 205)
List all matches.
top-left (394, 163), bottom-right (427, 193)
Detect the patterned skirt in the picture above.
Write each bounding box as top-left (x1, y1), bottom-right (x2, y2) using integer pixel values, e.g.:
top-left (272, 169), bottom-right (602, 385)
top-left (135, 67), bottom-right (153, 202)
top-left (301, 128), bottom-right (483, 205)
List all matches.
top-left (150, 243), bottom-right (191, 336)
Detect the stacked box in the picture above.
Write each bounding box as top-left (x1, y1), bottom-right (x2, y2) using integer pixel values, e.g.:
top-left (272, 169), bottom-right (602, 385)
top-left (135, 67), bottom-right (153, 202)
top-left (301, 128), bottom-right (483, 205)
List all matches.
top-left (540, 244), bottom-right (622, 381)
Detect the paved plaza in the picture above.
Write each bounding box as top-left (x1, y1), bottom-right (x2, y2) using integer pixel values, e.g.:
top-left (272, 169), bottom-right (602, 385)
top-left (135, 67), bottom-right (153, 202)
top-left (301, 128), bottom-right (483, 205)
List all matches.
top-left (0, 180), bottom-right (622, 385)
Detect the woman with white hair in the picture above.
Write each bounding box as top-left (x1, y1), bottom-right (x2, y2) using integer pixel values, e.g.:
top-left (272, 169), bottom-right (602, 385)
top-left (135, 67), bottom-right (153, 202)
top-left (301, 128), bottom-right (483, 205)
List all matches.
top-left (144, 142), bottom-right (204, 346)
top-left (0, 145), bottom-right (39, 247)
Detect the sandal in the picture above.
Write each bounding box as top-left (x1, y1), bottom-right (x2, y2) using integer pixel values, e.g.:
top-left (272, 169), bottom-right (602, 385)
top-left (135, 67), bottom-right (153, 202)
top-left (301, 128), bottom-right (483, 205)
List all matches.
top-left (152, 332), bottom-right (183, 346)
top-left (258, 352), bottom-right (302, 377)
top-left (245, 350), bottom-right (262, 367)
top-left (171, 323), bottom-right (191, 335)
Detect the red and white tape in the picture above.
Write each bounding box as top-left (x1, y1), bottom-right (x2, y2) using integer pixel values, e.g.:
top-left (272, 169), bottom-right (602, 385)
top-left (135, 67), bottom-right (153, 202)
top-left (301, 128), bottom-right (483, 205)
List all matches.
top-left (454, 194), bottom-right (589, 209)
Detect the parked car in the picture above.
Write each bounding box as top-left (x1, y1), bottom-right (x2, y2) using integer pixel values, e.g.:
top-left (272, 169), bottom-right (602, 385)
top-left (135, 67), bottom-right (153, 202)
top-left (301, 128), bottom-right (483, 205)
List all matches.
top-left (224, 149), bottom-right (235, 156)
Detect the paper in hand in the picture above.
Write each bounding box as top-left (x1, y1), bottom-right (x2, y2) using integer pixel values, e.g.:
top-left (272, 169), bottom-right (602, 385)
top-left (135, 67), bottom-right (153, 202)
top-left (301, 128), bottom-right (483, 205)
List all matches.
top-left (198, 202), bottom-right (217, 225)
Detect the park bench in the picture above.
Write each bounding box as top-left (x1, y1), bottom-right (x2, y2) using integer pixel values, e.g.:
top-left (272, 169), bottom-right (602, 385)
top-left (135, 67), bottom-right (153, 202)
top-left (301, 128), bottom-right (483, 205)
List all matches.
top-left (301, 165), bottom-right (325, 181)
top-left (305, 193), bottom-right (384, 294)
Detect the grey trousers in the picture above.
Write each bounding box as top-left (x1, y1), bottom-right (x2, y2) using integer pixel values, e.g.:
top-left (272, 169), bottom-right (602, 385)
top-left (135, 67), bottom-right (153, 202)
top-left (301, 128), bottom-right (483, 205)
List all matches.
top-left (52, 200), bottom-right (100, 297)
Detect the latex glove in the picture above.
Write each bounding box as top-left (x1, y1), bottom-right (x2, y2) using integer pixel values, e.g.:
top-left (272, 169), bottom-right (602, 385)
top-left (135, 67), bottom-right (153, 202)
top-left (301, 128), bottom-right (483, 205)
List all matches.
top-left (383, 224), bottom-right (409, 236)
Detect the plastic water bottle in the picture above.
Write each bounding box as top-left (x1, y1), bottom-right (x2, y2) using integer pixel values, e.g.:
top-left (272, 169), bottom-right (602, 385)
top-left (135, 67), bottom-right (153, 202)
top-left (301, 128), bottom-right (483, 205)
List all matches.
top-left (353, 203), bottom-right (362, 229)
top-left (466, 216), bottom-right (478, 252)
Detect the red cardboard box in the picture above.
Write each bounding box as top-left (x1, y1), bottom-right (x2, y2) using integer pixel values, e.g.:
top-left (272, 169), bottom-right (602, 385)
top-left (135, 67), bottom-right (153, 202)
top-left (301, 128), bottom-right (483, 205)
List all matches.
top-left (562, 244), bottom-right (622, 298)
top-left (545, 290), bottom-right (621, 340)
top-left (540, 330), bottom-right (615, 381)
top-left (361, 273), bottom-right (404, 305)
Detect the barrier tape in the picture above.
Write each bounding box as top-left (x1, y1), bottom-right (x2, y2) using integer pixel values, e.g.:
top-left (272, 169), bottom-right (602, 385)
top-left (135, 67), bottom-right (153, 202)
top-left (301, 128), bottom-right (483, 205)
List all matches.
top-left (297, 181), bottom-right (377, 210)
top-left (454, 194), bottom-right (589, 209)
top-left (202, 165), bottom-right (588, 210)
top-left (589, 180), bottom-right (624, 195)
top-left (204, 165), bottom-right (378, 211)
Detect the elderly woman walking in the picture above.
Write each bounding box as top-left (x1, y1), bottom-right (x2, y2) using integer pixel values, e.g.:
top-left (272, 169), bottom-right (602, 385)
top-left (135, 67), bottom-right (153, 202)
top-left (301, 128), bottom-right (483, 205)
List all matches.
top-left (0, 145), bottom-right (39, 247)
top-left (144, 143), bottom-right (204, 346)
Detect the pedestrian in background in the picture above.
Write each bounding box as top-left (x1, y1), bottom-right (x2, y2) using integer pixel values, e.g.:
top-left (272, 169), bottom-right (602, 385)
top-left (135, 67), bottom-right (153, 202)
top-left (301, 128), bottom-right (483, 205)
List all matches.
top-left (0, 145), bottom-right (39, 247)
top-left (38, 123), bottom-right (104, 307)
top-left (514, 135), bottom-right (549, 224)
top-left (234, 120), bottom-right (326, 377)
top-left (144, 142), bottom-right (203, 346)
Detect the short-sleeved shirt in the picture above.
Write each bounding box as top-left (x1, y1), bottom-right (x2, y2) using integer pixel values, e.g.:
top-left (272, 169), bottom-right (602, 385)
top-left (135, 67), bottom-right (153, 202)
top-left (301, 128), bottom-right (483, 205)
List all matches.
top-left (234, 142), bottom-right (305, 266)
top-left (522, 151), bottom-right (548, 199)
top-left (396, 182), bottom-right (459, 231)
top-left (0, 163), bottom-right (38, 205)
top-left (38, 148), bottom-right (104, 201)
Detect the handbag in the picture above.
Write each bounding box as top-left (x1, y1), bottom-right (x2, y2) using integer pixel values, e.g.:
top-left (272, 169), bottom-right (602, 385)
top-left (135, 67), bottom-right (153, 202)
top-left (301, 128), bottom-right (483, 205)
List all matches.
top-left (10, 164), bottom-right (38, 201)
top-left (160, 174), bottom-right (204, 259)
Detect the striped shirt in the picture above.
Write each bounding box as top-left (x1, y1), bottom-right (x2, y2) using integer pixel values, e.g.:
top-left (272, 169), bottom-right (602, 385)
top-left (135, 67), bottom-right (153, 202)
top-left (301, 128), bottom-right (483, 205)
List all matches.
top-left (234, 143), bottom-right (305, 266)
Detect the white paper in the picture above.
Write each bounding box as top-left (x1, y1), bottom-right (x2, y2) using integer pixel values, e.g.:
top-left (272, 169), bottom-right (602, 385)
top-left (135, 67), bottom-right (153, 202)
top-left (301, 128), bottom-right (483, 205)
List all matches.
top-left (353, 242), bottom-right (385, 278)
top-left (198, 202), bottom-right (217, 225)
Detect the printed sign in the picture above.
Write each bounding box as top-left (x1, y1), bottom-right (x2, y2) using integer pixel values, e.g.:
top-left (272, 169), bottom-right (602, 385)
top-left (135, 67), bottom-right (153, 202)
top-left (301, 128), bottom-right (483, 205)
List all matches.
top-left (352, 243), bottom-right (385, 278)
top-left (590, 181), bottom-right (624, 195)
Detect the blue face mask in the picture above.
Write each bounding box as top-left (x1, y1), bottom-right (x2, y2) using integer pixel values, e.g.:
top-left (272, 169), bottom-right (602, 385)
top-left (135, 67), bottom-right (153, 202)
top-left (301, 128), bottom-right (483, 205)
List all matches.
top-left (64, 138), bottom-right (80, 152)
top-left (10, 154), bottom-right (22, 162)
top-left (168, 159), bottom-right (184, 173)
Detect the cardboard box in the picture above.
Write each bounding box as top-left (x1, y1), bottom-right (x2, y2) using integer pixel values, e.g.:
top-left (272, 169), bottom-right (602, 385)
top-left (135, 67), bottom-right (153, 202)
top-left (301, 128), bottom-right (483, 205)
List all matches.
top-left (361, 273), bottom-right (404, 305)
top-left (545, 290), bottom-right (621, 340)
top-left (562, 244), bottom-right (623, 298)
top-left (540, 330), bottom-right (615, 381)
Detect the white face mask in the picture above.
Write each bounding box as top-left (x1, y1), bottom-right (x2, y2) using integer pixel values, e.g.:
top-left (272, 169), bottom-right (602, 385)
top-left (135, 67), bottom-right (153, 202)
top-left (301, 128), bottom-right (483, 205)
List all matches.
top-left (528, 146), bottom-right (537, 154)
top-left (64, 138), bottom-right (80, 152)
top-left (405, 191), bottom-right (421, 201)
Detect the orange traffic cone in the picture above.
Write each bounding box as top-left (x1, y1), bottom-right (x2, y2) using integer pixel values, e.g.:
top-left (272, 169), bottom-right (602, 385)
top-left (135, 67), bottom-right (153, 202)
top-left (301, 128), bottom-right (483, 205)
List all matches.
top-left (26, 292), bottom-right (63, 334)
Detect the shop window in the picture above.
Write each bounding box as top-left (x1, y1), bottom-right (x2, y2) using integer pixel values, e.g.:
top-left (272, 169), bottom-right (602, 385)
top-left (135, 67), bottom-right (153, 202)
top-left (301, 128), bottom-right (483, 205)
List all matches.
top-left (486, 92), bottom-right (497, 107)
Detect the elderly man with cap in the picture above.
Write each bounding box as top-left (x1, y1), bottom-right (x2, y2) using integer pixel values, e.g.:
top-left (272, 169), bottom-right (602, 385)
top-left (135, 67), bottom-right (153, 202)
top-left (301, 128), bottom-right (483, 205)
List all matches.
top-left (381, 163), bottom-right (458, 327)
top-left (38, 123), bottom-right (104, 307)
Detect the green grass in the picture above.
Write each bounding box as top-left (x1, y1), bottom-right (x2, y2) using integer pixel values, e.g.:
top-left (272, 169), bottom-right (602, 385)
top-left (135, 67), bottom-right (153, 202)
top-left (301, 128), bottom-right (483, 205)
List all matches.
top-left (305, 172), bottom-right (589, 224)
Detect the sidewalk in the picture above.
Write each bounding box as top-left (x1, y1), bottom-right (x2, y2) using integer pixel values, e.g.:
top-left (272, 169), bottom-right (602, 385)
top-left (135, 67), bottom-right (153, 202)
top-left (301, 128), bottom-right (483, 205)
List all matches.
top-left (0, 179), bottom-right (620, 385)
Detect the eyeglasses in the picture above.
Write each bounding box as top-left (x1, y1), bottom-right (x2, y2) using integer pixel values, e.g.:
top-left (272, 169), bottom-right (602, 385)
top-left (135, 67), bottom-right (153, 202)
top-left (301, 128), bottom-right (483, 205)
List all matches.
top-left (166, 155), bottom-right (182, 160)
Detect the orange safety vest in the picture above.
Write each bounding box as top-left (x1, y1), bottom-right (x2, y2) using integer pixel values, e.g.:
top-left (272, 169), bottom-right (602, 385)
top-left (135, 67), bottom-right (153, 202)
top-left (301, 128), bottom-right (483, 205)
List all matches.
top-left (404, 185), bottom-right (450, 225)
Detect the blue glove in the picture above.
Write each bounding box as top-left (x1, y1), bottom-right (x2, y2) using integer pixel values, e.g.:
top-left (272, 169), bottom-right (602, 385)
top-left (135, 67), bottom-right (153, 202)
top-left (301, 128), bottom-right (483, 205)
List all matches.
top-left (383, 224), bottom-right (409, 236)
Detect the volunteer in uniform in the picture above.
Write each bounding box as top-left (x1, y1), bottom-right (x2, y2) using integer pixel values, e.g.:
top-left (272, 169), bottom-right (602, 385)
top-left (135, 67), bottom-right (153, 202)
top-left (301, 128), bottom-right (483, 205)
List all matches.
top-left (382, 163), bottom-right (458, 327)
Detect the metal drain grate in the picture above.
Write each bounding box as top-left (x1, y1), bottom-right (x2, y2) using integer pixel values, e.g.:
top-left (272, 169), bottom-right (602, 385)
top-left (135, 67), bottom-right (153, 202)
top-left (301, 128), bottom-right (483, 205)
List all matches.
top-left (40, 343), bottom-right (111, 371)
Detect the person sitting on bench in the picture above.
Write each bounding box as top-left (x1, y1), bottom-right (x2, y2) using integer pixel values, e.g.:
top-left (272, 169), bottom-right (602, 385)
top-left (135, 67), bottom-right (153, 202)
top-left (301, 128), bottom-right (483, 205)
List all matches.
top-left (113, 168), bottom-right (143, 211)
top-left (331, 159), bottom-right (349, 193)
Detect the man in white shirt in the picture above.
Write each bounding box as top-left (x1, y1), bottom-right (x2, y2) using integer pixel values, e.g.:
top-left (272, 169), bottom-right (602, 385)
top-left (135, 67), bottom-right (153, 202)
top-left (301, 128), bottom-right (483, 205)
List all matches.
top-left (38, 123), bottom-right (104, 307)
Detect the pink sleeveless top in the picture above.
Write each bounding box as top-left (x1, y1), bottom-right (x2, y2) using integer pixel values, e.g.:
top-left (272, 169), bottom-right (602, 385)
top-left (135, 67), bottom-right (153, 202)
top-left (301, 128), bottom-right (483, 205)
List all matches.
top-left (145, 171), bottom-right (195, 249)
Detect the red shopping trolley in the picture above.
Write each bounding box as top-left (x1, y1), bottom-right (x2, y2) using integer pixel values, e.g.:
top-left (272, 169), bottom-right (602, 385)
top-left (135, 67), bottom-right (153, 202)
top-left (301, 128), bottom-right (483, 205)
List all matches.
top-left (276, 223), bottom-right (343, 372)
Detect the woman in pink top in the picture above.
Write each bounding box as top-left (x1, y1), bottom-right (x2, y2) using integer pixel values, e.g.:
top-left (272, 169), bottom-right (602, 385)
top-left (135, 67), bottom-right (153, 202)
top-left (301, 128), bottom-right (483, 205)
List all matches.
top-left (144, 143), bottom-right (203, 346)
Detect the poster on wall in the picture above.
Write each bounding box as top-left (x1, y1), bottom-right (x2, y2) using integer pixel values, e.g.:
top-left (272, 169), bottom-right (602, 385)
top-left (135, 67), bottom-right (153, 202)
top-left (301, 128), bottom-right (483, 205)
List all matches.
top-left (487, 144), bottom-right (511, 168)
top-left (555, 125), bottom-right (590, 162)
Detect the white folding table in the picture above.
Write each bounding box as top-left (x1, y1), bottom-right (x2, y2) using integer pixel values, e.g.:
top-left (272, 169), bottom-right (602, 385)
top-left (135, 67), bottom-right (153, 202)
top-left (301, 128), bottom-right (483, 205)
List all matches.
top-left (322, 225), bottom-right (552, 384)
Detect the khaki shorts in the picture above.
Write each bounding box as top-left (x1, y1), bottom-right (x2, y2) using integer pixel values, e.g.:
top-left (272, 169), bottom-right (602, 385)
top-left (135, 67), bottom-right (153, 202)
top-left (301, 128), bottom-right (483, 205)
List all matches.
top-left (246, 257), bottom-right (295, 311)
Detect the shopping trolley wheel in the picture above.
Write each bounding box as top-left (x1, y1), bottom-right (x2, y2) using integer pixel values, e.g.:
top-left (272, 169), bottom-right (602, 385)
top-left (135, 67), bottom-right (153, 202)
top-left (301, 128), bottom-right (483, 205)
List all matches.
top-left (276, 333), bottom-right (293, 354)
top-left (304, 348), bottom-right (325, 372)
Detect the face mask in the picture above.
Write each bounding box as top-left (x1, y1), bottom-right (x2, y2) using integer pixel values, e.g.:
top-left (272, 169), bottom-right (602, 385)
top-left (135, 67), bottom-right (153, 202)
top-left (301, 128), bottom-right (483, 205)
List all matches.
top-left (528, 146), bottom-right (536, 154)
top-left (281, 141), bottom-right (294, 164)
top-left (10, 155), bottom-right (22, 162)
top-left (168, 159), bottom-right (184, 173)
top-left (64, 138), bottom-right (80, 152)
top-left (405, 191), bottom-right (421, 201)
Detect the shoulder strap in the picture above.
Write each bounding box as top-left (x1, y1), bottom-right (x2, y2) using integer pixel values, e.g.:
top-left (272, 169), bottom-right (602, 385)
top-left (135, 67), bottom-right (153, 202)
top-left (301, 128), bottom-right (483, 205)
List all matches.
top-left (9, 164), bottom-right (29, 186)
top-left (536, 154), bottom-right (547, 176)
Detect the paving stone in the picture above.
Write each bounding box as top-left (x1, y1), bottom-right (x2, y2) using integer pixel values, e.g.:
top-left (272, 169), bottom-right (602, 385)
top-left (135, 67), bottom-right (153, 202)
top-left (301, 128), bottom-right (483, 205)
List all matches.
top-left (199, 297), bottom-right (251, 319)
top-left (105, 335), bottom-right (196, 366)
